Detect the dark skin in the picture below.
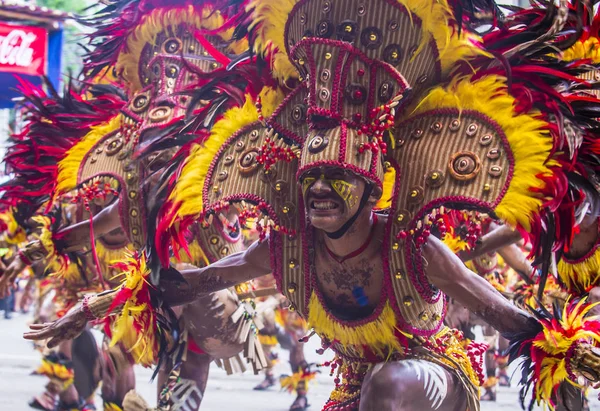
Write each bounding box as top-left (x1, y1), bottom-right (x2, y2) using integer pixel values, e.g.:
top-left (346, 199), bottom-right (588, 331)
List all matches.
top-left (25, 169), bottom-right (533, 410)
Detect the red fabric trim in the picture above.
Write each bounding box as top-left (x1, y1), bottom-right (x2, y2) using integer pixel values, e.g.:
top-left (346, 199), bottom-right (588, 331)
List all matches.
top-left (187, 334), bottom-right (205, 355)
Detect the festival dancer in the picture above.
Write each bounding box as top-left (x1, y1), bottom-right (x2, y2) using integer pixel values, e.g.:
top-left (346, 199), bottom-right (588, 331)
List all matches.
top-left (0, 1), bottom-right (269, 409)
top-left (0, 80), bottom-right (126, 411)
top-left (22, 1), bottom-right (600, 411)
top-left (252, 273), bottom-right (314, 411)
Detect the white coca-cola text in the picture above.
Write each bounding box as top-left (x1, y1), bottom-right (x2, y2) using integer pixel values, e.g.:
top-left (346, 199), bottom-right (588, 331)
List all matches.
top-left (0, 29), bottom-right (37, 67)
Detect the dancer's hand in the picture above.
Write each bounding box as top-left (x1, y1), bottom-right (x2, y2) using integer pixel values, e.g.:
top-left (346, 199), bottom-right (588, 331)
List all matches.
top-left (0, 255), bottom-right (24, 298)
top-left (23, 305), bottom-right (87, 348)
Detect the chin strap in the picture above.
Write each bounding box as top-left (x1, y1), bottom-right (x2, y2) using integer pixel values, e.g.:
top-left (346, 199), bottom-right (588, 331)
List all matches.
top-left (325, 184), bottom-right (374, 240)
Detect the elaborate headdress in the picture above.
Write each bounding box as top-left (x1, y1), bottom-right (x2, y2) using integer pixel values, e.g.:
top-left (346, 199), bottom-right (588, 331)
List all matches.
top-left (158, 1), bottom-right (600, 405)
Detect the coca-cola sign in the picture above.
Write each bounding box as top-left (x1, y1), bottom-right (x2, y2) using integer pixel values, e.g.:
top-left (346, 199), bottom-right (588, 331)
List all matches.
top-left (0, 23), bottom-right (47, 76)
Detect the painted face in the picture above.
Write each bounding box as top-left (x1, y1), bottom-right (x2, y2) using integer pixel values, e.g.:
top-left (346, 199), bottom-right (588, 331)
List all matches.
top-left (300, 167), bottom-right (366, 233)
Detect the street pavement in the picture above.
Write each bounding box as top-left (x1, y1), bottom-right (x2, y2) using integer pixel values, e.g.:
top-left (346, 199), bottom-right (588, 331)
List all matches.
top-left (0, 312), bottom-right (599, 411)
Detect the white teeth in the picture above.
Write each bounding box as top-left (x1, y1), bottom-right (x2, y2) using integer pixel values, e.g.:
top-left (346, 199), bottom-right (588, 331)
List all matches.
top-left (312, 201), bottom-right (338, 210)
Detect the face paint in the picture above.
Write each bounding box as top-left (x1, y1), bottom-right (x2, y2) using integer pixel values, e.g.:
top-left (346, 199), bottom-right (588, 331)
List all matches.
top-left (302, 176), bottom-right (316, 195)
top-left (330, 179), bottom-right (359, 209)
top-left (301, 173), bottom-right (359, 209)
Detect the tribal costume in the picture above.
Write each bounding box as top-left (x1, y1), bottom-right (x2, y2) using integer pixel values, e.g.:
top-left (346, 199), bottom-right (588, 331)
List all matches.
top-left (2, 1), bottom-right (272, 410)
top-left (17, 1), bottom-right (600, 411)
top-left (153, 1), bottom-right (600, 410)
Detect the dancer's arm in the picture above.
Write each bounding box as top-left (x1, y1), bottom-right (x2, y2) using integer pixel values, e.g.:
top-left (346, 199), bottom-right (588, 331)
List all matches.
top-left (161, 239), bottom-right (273, 305)
top-left (59, 201), bottom-right (122, 252)
top-left (23, 239), bottom-right (273, 346)
top-left (424, 235), bottom-right (531, 335)
top-left (460, 224), bottom-right (522, 262)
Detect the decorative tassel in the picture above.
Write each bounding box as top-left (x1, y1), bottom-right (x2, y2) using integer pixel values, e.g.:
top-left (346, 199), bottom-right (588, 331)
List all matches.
top-left (280, 368), bottom-right (317, 394)
top-left (107, 251), bottom-right (159, 367)
top-left (509, 298), bottom-right (600, 409)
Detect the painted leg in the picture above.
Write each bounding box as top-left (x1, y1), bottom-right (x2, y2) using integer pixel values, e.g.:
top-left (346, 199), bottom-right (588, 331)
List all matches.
top-left (359, 359), bottom-right (468, 411)
top-left (496, 335), bottom-right (510, 388)
top-left (554, 381), bottom-right (585, 411)
top-left (480, 324), bottom-right (497, 401)
top-left (173, 350), bottom-right (211, 411)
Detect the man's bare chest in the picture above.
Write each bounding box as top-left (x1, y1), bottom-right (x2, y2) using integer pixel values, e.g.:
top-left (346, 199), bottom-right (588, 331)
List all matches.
top-left (314, 252), bottom-right (384, 313)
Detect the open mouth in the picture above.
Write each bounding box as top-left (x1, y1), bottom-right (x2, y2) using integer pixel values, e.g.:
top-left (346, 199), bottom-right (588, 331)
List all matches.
top-left (310, 199), bottom-right (340, 210)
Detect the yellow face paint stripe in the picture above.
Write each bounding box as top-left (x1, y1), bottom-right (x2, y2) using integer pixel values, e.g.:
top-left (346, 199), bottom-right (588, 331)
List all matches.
top-left (302, 175), bottom-right (359, 209)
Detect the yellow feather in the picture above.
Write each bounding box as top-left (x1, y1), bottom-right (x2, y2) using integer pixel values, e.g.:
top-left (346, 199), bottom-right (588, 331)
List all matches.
top-left (109, 252), bottom-right (158, 367)
top-left (246, 0), bottom-right (298, 83)
top-left (562, 38), bottom-right (600, 63)
top-left (409, 75), bottom-right (555, 232)
top-left (95, 242), bottom-right (132, 286)
top-left (374, 166), bottom-right (395, 210)
top-left (168, 87), bottom-right (283, 224)
top-left (307, 292), bottom-right (404, 357)
top-left (117, 6), bottom-right (247, 92)
top-left (55, 115), bottom-right (122, 198)
top-left (176, 240), bottom-right (210, 267)
top-left (247, 0), bottom-right (489, 83)
top-left (258, 333), bottom-right (278, 346)
top-left (442, 227), bottom-right (470, 253)
top-left (557, 246), bottom-right (600, 293)
top-left (0, 210), bottom-right (26, 245)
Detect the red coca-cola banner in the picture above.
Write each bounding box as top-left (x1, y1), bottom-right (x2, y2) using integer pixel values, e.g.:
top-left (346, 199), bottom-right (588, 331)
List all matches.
top-left (0, 23), bottom-right (47, 77)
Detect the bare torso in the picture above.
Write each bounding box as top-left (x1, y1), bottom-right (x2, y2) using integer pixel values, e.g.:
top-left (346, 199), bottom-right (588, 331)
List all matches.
top-left (313, 214), bottom-right (387, 319)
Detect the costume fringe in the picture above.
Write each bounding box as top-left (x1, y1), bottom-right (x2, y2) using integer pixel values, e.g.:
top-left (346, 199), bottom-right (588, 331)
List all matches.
top-left (483, 376), bottom-right (498, 389)
top-left (307, 292), bottom-right (404, 357)
top-left (557, 246), bottom-right (600, 294)
top-left (410, 74), bottom-right (555, 233)
top-left (280, 369), bottom-right (317, 393)
top-left (108, 251), bottom-right (159, 368)
top-left (35, 355), bottom-right (74, 391)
